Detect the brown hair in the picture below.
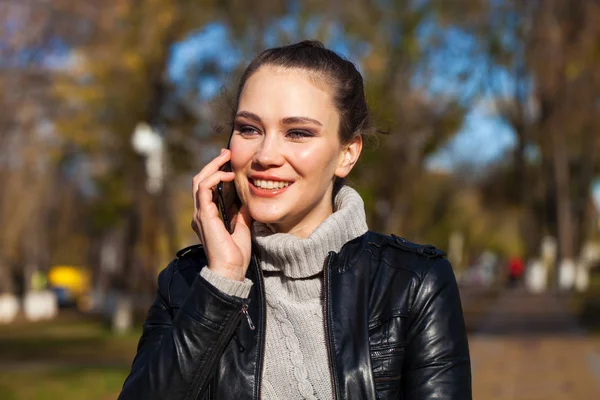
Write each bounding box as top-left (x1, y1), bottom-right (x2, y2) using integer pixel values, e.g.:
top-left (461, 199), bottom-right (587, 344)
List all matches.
top-left (232, 40), bottom-right (376, 144)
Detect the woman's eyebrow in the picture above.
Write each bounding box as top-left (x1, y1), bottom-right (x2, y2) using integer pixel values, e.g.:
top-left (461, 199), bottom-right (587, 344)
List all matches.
top-left (235, 111), bottom-right (262, 123)
top-left (281, 116), bottom-right (322, 126)
top-left (235, 111), bottom-right (323, 127)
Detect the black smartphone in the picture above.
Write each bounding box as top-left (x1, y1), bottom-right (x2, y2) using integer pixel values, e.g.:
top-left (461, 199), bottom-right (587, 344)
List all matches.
top-left (215, 133), bottom-right (241, 233)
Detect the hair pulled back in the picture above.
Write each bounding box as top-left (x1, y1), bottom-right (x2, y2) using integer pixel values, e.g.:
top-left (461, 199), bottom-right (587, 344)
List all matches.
top-left (233, 40), bottom-right (374, 144)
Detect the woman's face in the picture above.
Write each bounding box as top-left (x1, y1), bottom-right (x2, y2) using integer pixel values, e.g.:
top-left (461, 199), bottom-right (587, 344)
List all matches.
top-left (230, 65), bottom-right (361, 238)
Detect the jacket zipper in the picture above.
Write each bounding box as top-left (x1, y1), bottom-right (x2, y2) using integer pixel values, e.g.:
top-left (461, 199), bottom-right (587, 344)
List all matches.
top-left (241, 304), bottom-right (255, 330)
top-left (253, 253), bottom-right (266, 400)
top-left (371, 346), bottom-right (404, 359)
top-left (323, 252), bottom-right (340, 400)
top-left (191, 303), bottom-right (247, 400)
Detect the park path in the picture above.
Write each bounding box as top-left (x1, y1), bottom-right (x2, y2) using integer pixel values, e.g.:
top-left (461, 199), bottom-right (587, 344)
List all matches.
top-left (468, 286), bottom-right (600, 400)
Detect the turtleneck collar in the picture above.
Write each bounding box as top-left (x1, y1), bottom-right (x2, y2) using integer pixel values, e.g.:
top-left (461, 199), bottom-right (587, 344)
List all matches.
top-left (251, 185), bottom-right (369, 279)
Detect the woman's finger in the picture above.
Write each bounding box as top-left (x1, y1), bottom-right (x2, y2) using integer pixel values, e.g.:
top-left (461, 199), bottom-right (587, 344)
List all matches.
top-left (192, 150), bottom-right (231, 210)
top-left (192, 149), bottom-right (231, 191)
top-left (196, 171), bottom-right (235, 215)
top-left (193, 169), bottom-right (234, 213)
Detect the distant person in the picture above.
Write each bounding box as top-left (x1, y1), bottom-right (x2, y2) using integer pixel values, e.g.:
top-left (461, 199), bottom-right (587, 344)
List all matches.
top-left (119, 41), bottom-right (471, 399)
top-left (508, 256), bottom-right (525, 287)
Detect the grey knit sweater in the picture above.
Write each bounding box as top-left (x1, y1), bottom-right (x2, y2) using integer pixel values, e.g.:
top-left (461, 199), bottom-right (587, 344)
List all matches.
top-left (200, 186), bottom-right (369, 399)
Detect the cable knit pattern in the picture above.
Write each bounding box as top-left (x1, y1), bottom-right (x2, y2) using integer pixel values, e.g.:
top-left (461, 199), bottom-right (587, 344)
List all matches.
top-left (262, 275), bottom-right (331, 400)
top-left (254, 186), bottom-right (368, 400)
top-left (270, 296), bottom-right (317, 399)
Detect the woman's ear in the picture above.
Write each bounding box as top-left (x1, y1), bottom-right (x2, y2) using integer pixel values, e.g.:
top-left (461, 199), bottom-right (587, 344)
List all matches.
top-left (335, 135), bottom-right (363, 178)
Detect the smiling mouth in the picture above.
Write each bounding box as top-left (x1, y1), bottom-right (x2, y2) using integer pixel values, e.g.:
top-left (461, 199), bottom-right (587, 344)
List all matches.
top-left (250, 179), bottom-right (293, 190)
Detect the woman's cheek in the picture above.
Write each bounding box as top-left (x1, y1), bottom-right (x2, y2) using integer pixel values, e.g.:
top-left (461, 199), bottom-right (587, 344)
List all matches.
top-left (230, 148), bottom-right (253, 175)
top-left (292, 146), bottom-right (325, 168)
top-left (292, 145), bottom-right (338, 174)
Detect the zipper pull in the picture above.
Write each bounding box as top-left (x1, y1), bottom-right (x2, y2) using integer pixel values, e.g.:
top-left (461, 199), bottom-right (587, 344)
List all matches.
top-left (241, 304), bottom-right (255, 330)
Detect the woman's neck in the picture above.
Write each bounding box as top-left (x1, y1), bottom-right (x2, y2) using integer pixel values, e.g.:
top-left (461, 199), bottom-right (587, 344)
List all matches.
top-left (267, 211), bottom-right (332, 239)
top-left (266, 197), bottom-right (334, 239)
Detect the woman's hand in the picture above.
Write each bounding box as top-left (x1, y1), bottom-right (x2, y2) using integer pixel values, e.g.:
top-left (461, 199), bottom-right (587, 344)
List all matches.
top-left (191, 149), bottom-right (253, 281)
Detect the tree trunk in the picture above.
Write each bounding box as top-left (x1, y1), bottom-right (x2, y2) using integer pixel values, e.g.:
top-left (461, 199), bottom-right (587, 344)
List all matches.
top-left (552, 129), bottom-right (574, 260)
top-left (0, 253), bottom-right (14, 294)
top-left (572, 125), bottom-right (597, 255)
top-left (162, 184), bottom-right (179, 257)
top-left (551, 126), bottom-right (576, 291)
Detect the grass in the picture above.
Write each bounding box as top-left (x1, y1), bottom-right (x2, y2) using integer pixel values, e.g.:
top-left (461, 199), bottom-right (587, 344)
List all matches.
top-left (0, 367), bottom-right (130, 400)
top-left (0, 311), bottom-right (142, 400)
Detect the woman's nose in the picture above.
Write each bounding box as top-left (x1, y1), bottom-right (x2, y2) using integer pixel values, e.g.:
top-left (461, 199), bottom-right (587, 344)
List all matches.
top-left (254, 134), bottom-right (284, 168)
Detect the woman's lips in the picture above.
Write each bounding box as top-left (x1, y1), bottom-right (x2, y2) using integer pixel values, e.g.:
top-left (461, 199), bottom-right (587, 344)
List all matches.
top-left (248, 179), bottom-right (293, 198)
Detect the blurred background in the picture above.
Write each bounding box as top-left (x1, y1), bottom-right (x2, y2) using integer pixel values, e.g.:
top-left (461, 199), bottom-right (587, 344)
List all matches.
top-left (1, 0), bottom-right (600, 399)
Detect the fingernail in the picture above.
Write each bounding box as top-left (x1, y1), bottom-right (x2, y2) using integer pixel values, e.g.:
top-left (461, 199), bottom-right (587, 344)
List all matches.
top-left (220, 148), bottom-right (226, 154)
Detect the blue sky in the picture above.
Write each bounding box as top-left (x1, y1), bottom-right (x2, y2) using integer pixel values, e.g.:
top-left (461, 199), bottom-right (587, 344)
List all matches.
top-left (425, 106), bottom-right (516, 170)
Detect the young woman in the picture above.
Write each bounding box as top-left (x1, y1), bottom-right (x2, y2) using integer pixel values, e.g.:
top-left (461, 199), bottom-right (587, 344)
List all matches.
top-left (119, 41), bottom-right (471, 400)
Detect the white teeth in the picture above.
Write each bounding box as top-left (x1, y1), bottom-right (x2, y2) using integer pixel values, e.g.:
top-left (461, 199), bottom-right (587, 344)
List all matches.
top-left (252, 179), bottom-right (291, 189)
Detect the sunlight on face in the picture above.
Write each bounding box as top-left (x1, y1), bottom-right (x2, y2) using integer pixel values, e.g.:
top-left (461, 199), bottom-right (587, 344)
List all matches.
top-left (229, 65), bottom-right (349, 238)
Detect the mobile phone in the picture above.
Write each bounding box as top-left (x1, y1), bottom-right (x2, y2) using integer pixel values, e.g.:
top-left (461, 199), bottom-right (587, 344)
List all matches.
top-left (215, 133), bottom-right (240, 233)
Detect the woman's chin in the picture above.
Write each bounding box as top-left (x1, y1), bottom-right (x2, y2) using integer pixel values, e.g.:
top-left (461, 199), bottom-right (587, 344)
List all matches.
top-left (248, 208), bottom-right (283, 227)
top-left (250, 216), bottom-right (283, 228)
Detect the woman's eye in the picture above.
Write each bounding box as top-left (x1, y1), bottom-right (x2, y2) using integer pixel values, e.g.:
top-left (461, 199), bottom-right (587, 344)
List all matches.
top-left (287, 130), bottom-right (313, 139)
top-left (238, 125), bottom-right (260, 136)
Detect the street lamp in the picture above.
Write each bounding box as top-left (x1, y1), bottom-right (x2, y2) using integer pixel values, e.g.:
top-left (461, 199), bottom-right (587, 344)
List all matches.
top-left (131, 122), bottom-right (165, 194)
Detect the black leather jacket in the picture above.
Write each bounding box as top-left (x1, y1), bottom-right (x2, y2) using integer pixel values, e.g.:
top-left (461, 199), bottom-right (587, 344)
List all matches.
top-left (119, 232), bottom-right (472, 399)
